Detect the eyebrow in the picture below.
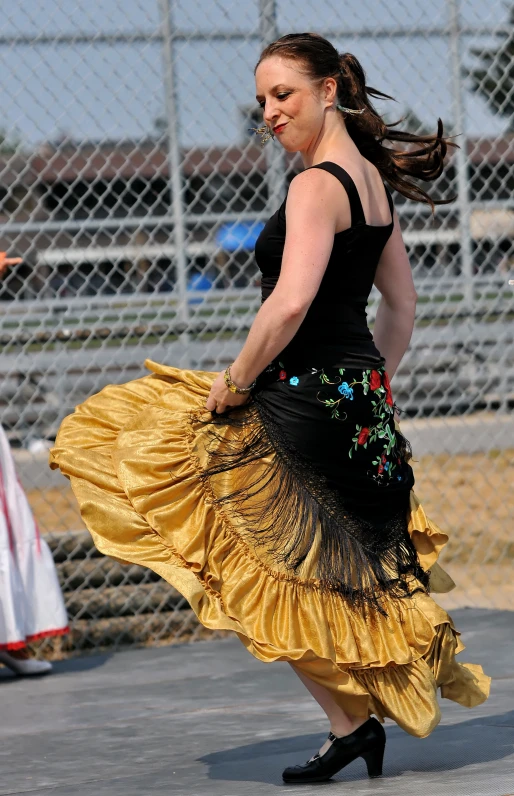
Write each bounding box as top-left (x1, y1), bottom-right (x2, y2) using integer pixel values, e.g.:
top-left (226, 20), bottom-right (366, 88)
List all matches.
top-left (255, 84), bottom-right (289, 99)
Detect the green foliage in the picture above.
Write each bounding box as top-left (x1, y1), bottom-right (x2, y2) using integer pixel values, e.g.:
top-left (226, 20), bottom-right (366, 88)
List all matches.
top-left (0, 127), bottom-right (23, 155)
top-left (0, 126), bottom-right (23, 155)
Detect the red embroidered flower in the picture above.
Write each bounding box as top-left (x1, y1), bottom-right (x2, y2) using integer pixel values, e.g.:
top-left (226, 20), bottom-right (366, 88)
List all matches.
top-left (382, 371), bottom-right (394, 406)
top-left (369, 370), bottom-right (381, 391)
top-left (279, 370), bottom-right (287, 380)
top-left (357, 427), bottom-right (370, 445)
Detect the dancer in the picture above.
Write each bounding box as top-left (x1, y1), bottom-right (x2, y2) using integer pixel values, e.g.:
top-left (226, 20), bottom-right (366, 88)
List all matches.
top-left (50, 33), bottom-right (490, 782)
top-left (0, 254), bottom-right (69, 676)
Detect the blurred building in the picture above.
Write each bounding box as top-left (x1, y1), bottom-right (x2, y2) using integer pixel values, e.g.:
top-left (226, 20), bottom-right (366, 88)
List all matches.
top-left (0, 135), bottom-right (514, 300)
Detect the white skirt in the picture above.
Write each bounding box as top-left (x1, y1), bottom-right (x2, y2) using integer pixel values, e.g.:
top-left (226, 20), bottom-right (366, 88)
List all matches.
top-left (0, 426), bottom-right (68, 649)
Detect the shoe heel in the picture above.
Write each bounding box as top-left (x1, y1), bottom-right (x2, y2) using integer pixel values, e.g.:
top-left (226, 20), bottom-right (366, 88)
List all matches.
top-left (362, 742), bottom-right (385, 778)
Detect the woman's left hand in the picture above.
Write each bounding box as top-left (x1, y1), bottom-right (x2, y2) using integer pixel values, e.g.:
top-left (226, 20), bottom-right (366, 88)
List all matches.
top-left (205, 371), bottom-right (251, 414)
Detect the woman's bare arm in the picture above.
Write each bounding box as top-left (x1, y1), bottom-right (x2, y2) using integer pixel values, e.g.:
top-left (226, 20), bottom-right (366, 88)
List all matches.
top-left (205, 169), bottom-right (343, 411)
top-left (229, 169), bottom-right (341, 387)
top-left (372, 209), bottom-right (417, 380)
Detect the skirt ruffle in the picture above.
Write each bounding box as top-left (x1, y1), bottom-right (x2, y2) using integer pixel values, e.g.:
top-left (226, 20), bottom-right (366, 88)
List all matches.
top-left (49, 359), bottom-right (490, 737)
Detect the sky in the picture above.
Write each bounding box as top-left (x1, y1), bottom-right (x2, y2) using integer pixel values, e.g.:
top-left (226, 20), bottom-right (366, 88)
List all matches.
top-left (0, 0), bottom-right (509, 151)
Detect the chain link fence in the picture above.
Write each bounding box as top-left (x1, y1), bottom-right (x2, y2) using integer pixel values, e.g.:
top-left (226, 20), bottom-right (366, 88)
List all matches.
top-left (0, 0), bottom-right (512, 657)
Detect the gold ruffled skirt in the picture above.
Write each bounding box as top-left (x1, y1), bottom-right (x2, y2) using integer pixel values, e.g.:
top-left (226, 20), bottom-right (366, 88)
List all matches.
top-left (49, 360), bottom-right (490, 738)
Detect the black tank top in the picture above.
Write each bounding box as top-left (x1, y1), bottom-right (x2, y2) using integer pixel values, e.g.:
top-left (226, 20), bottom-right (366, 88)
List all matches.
top-left (254, 161), bottom-right (395, 368)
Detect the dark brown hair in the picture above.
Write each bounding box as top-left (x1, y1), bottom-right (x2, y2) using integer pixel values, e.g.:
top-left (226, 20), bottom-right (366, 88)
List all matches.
top-left (255, 32), bottom-right (458, 211)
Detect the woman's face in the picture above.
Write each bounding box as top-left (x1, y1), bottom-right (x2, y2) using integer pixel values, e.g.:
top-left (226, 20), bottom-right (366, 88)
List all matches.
top-left (255, 56), bottom-right (334, 153)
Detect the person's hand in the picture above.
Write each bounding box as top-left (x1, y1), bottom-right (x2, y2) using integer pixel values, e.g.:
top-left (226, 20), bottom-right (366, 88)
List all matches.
top-left (205, 370), bottom-right (251, 414)
top-left (0, 251), bottom-right (23, 277)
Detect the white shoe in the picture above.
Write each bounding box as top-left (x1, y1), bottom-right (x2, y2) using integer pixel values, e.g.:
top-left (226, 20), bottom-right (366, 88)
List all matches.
top-left (0, 650), bottom-right (53, 676)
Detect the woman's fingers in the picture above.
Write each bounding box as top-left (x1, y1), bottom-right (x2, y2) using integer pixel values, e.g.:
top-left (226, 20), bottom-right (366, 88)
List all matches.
top-left (0, 252), bottom-right (23, 263)
top-left (205, 395), bottom-right (226, 413)
top-left (0, 252), bottom-right (23, 276)
top-left (204, 371), bottom-right (251, 413)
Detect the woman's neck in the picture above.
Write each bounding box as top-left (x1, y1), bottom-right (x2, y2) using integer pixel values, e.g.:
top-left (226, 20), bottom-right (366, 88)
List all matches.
top-left (301, 119), bottom-right (359, 169)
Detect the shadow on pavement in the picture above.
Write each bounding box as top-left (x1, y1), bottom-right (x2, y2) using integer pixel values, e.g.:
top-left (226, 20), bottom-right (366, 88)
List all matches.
top-left (198, 709), bottom-right (514, 786)
top-left (50, 652), bottom-right (113, 674)
top-left (0, 651), bottom-right (112, 682)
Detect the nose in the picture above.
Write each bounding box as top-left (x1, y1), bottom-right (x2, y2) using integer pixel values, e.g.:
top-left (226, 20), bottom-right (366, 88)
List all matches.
top-left (262, 100), bottom-right (279, 127)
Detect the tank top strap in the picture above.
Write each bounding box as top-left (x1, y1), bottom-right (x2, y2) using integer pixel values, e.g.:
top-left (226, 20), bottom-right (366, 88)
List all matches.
top-left (309, 161), bottom-right (366, 226)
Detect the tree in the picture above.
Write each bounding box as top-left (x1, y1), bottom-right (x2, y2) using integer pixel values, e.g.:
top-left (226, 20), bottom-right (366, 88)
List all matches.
top-left (467, 8), bottom-right (514, 129)
top-left (0, 127), bottom-right (22, 156)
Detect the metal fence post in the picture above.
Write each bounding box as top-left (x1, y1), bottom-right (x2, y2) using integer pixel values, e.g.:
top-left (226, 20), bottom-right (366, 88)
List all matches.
top-left (449, 0), bottom-right (474, 307)
top-left (259, 0), bottom-right (287, 210)
top-left (158, 0), bottom-right (191, 366)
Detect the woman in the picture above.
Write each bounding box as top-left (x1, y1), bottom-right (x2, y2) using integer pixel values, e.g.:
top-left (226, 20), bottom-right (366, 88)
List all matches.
top-left (0, 253), bottom-right (69, 675)
top-left (50, 33), bottom-right (490, 783)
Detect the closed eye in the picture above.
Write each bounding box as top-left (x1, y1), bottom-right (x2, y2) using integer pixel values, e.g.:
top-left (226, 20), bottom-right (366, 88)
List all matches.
top-left (257, 92), bottom-right (291, 109)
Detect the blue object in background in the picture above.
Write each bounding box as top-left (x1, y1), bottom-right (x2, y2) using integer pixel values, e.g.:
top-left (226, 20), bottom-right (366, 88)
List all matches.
top-left (215, 221), bottom-right (265, 252)
top-left (187, 271), bottom-right (214, 304)
top-left (188, 273), bottom-right (213, 291)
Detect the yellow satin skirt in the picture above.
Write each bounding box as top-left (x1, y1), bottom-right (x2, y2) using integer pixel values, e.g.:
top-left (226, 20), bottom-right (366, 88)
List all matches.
top-left (49, 360), bottom-right (490, 738)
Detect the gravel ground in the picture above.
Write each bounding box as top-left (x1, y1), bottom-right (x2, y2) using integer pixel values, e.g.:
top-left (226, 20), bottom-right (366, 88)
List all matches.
top-left (25, 448), bottom-right (512, 610)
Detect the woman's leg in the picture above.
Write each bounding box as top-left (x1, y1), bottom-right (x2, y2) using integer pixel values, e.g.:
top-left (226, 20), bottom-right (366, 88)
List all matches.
top-left (290, 663), bottom-right (367, 754)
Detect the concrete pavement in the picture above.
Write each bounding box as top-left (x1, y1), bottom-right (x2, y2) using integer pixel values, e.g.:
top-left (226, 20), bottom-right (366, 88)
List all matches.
top-left (1, 608), bottom-right (513, 796)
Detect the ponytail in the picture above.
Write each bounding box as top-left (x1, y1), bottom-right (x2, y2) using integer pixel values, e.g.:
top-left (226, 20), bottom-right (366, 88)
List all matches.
top-left (337, 52), bottom-right (457, 211)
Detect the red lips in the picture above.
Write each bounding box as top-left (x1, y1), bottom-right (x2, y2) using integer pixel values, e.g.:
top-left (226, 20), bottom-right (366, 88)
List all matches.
top-left (273, 123), bottom-right (287, 133)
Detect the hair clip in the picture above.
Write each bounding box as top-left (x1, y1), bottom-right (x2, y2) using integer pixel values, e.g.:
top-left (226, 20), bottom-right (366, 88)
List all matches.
top-left (248, 125), bottom-right (275, 146)
top-left (336, 104), bottom-right (365, 115)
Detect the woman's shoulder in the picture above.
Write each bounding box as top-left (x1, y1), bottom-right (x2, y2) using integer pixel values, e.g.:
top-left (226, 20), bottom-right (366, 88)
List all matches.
top-left (288, 165), bottom-right (341, 192)
top-left (286, 167), bottom-right (347, 209)
top-left (284, 166), bottom-right (351, 230)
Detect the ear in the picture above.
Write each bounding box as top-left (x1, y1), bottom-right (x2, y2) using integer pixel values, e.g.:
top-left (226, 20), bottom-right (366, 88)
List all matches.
top-left (322, 76), bottom-right (338, 107)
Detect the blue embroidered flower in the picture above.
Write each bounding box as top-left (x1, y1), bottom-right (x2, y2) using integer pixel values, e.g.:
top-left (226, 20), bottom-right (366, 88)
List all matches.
top-left (337, 381), bottom-right (354, 400)
top-left (289, 376), bottom-right (299, 386)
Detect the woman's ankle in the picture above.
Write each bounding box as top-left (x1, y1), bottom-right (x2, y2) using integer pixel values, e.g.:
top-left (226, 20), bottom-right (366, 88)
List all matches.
top-left (330, 715), bottom-right (368, 738)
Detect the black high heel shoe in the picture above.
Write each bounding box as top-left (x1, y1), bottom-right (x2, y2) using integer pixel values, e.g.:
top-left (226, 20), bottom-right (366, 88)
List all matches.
top-left (282, 716), bottom-right (385, 784)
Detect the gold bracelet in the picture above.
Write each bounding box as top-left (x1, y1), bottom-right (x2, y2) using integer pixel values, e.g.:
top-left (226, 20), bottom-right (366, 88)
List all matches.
top-left (224, 365), bottom-right (256, 394)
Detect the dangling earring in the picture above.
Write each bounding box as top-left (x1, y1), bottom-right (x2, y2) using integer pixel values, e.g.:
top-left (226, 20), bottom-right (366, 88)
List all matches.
top-left (336, 103), bottom-right (365, 115)
top-left (248, 124), bottom-right (275, 146)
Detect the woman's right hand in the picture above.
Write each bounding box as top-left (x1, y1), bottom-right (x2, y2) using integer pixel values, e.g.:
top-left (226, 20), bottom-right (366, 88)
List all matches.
top-left (0, 251), bottom-right (23, 277)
